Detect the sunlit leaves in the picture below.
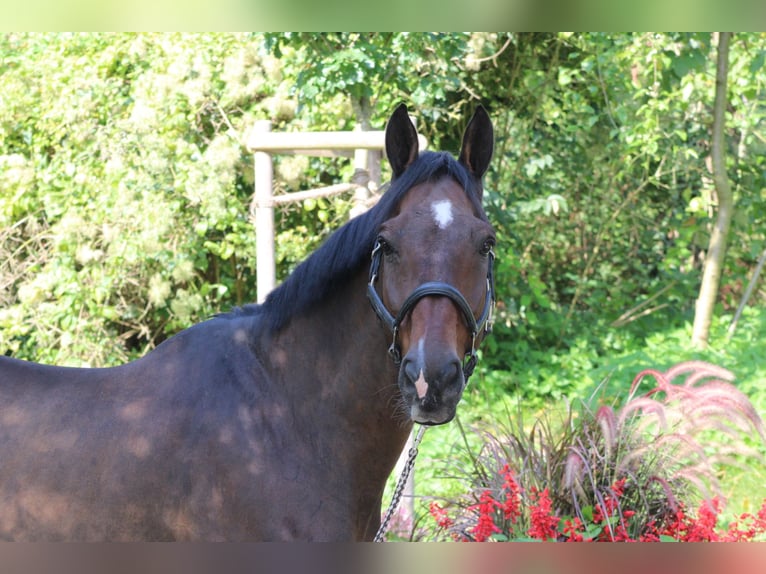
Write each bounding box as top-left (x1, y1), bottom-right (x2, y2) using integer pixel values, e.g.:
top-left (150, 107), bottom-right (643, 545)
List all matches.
top-left (0, 33), bottom-right (268, 365)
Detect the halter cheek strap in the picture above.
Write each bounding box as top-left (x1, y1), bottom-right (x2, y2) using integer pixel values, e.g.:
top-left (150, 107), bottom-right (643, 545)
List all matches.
top-left (366, 240), bottom-right (495, 380)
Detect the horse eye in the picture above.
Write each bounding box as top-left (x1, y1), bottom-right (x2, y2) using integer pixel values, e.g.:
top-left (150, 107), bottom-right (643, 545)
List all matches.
top-left (377, 237), bottom-right (395, 256)
top-left (480, 238), bottom-right (496, 256)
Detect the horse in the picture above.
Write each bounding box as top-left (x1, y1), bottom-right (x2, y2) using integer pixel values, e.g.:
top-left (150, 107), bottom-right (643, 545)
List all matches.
top-left (0, 103), bottom-right (496, 541)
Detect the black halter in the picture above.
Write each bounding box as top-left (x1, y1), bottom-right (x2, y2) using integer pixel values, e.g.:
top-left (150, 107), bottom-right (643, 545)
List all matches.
top-left (366, 240), bottom-right (495, 380)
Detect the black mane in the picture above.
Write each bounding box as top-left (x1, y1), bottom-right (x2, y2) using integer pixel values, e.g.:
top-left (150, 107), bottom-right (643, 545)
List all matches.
top-left (236, 151), bottom-right (486, 332)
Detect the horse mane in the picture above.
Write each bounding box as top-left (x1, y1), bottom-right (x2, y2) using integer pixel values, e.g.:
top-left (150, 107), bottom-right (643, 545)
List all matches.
top-left (230, 151), bottom-right (486, 332)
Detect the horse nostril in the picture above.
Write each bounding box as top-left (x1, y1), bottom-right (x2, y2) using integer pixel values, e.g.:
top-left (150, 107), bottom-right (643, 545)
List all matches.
top-left (403, 359), bottom-right (420, 384)
top-left (440, 359), bottom-right (463, 387)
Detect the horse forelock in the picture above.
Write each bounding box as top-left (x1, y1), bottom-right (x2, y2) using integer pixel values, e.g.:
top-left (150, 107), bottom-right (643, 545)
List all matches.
top-left (250, 151), bottom-right (485, 332)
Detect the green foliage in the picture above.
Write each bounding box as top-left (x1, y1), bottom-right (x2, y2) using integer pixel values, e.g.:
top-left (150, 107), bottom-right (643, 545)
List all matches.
top-left (471, 33), bottom-right (766, 402)
top-left (0, 33), bottom-right (273, 364)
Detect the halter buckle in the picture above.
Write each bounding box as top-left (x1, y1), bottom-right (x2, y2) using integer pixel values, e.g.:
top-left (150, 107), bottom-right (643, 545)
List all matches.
top-left (388, 327), bottom-right (401, 365)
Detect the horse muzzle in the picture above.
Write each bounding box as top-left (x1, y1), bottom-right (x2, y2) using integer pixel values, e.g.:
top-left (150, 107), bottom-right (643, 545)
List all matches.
top-left (398, 353), bottom-right (464, 425)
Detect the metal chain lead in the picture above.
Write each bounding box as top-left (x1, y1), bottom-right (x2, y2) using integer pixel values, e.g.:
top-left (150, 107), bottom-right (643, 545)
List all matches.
top-left (373, 425), bottom-right (427, 542)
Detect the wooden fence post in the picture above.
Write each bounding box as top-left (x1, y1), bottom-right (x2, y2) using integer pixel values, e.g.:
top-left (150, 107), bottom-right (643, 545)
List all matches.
top-left (253, 120), bottom-right (275, 304)
top-left (350, 147), bottom-right (370, 218)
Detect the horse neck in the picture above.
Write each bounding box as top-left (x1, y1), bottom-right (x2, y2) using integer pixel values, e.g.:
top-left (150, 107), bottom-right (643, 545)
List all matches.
top-left (260, 268), bottom-right (414, 539)
top-left (265, 269), bottom-right (412, 457)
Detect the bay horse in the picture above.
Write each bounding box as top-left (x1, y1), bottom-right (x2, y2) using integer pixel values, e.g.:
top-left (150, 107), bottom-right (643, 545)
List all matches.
top-left (0, 104), bottom-right (496, 541)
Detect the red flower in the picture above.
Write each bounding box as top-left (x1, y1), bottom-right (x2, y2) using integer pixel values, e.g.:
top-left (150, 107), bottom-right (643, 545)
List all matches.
top-left (598, 478), bottom-right (627, 520)
top-left (639, 521), bottom-right (660, 542)
top-left (528, 487), bottom-right (558, 541)
top-left (721, 503), bottom-right (766, 543)
top-left (684, 498), bottom-right (721, 542)
top-left (427, 458), bottom-right (766, 543)
top-left (592, 503), bottom-right (604, 524)
top-left (662, 507), bottom-right (688, 540)
top-left (500, 464), bottom-right (522, 523)
top-left (610, 521), bottom-right (634, 542)
top-left (757, 500), bottom-right (766, 525)
top-left (562, 517), bottom-right (584, 542)
top-left (429, 501), bottom-right (454, 530)
top-left (469, 489), bottom-right (502, 542)
top-left (611, 478), bottom-right (626, 499)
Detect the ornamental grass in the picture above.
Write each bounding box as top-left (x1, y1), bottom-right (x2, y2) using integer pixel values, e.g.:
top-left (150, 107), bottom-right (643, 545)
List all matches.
top-left (426, 361), bottom-right (766, 542)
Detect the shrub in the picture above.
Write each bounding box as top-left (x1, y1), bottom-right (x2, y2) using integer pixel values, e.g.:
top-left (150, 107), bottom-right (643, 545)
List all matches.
top-left (426, 361), bottom-right (766, 542)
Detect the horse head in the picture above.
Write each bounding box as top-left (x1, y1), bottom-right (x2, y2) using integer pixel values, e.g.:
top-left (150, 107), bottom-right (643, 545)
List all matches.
top-left (368, 104), bottom-right (496, 425)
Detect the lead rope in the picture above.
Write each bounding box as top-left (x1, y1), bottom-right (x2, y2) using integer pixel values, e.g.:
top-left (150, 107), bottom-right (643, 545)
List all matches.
top-left (373, 424), bottom-right (427, 542)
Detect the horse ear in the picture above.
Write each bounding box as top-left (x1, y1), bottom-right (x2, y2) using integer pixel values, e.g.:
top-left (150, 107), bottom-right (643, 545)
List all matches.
top-left (385, 103), bottom-right (419, 178)
top-left (459, 105), bottom-right (494, 180)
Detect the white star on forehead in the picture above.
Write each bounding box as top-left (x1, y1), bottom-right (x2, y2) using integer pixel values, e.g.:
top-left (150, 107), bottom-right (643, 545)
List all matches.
top-left (431, 200), bottom-right (453, 229)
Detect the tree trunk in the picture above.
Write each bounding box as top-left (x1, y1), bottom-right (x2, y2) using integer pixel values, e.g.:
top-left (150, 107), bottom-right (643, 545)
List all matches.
top-left (691, 32), bottom-right (734, 348)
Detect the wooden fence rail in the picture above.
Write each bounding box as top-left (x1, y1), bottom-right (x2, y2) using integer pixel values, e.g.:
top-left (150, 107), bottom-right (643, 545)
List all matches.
top-left (246, 119), bottom-right (425, 303)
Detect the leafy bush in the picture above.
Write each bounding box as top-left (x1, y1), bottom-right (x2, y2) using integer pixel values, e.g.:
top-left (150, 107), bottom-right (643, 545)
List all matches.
top-left (0, 34), bottom-right (273, 365)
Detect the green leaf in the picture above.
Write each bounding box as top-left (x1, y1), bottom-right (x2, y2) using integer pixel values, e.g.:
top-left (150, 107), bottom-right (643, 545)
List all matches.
top-left (509, 536), bottom-right (543, 542)
top-left (671, 49), bottom-right (706, 79)
top-left (219, 243), bottom-right (234, 260)
top-left (749, 50), bottom-right (766, 74)
top-left (583, 523), bottom-right (603, 541)
top-left (520, 294), bottom-right (532, 309)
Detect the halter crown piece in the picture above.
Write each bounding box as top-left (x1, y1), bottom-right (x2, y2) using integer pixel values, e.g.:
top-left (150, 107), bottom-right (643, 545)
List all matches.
top-left (366, 239), bottom-right (496, 381)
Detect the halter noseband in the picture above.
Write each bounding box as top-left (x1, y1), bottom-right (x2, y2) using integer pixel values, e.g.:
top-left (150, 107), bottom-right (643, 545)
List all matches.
top-left (366, 239), bottom-right (495, 380)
